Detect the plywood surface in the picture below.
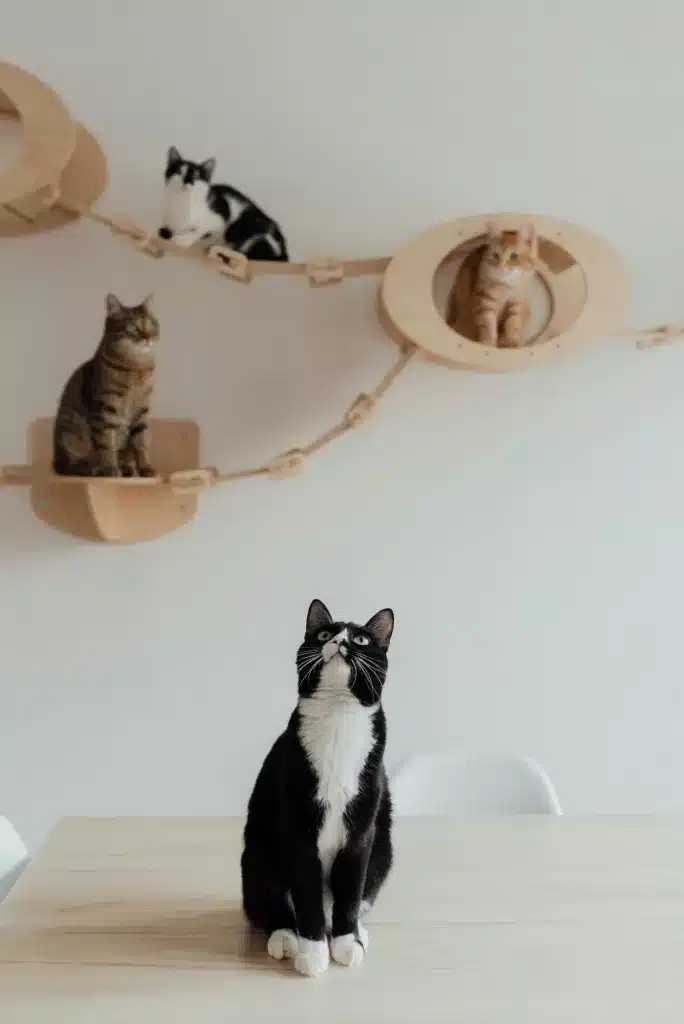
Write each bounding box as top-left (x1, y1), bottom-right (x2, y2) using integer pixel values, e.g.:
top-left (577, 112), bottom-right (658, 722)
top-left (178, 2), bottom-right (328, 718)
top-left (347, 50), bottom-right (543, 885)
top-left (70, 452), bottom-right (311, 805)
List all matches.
top-left (29, 418), bottom-right (200, 543)
top-left (1, 816), bottom-right (684, 1021)
top-left (381, 213), bottom-right (631, 372)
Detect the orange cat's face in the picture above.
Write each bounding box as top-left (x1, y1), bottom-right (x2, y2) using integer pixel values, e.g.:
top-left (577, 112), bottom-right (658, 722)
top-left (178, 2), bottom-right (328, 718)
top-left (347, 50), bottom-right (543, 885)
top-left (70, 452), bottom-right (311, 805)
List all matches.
top-left (483, 224), bottom-right (538, 284)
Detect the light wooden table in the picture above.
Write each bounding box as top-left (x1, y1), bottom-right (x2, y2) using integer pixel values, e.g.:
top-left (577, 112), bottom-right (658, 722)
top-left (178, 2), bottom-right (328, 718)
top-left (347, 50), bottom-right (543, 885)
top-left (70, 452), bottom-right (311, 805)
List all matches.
top-left (1, 817), bottom-right (684, 1022)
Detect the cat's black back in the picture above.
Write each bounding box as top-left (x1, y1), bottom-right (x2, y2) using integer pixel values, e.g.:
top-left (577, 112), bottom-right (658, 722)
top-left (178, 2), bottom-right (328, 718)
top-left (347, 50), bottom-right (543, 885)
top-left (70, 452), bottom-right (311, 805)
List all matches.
top-left (208, 183), bottom-right (288, 261)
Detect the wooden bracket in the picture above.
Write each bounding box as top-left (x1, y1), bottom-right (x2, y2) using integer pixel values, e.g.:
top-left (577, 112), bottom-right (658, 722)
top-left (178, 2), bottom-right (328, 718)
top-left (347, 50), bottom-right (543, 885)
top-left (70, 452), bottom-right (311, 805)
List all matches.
top-left (0, 63), bottom-right (107, 238)
top-left (267, 449), bottom-right (306, 479)
top-left (168, 467), bottom-right (218, 495)
top-left (208, 245), bottom-right (252, 283)
top-left (306, 257), bottom-right (344, 286)
top-left (635, 325), bottom-right (684, 350)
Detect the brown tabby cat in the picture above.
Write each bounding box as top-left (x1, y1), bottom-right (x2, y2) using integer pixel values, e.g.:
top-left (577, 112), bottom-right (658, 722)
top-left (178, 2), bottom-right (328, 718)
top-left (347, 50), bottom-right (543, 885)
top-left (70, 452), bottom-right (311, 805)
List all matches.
top-left (446, 224), bottom-right (539, 347)
top-left (53, 293), bottom-right (160, 477)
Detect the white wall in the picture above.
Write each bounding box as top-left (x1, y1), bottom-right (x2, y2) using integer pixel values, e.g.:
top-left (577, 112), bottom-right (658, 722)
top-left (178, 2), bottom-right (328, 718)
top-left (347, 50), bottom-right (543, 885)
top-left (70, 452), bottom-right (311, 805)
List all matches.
top-left (2, 1), bottom-right (684, 848)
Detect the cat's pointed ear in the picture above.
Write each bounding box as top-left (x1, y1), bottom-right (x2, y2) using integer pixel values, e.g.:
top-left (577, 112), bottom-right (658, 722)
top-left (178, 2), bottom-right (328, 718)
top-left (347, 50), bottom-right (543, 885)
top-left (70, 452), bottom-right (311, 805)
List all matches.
top-left (199, 157), bottom-right (216, 181)
top-left (106, 292), bottom-right (124, 317)
top-left (365, 608), bottom-right (394, 651)
top-left (485, 222), bottom-right (501, 242)
top-left (167, 146), bottom-right (181, 168)
top-left (306, 599), bottom-right (332, 636)
top-left (142, 292), bottom-right (154, 310)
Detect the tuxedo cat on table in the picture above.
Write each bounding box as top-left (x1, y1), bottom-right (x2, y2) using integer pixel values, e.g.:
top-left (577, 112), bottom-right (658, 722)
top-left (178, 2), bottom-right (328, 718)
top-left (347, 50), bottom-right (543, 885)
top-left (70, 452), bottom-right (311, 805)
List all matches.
top-left (241, 599), bottom-right (394, 977)
top-left (158, 147), bottom-right (288, 261)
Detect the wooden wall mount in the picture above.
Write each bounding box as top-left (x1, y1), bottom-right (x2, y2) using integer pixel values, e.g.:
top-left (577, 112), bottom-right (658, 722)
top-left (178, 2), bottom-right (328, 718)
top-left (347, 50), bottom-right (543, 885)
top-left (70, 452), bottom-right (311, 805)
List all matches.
top-left (0, 62), bottom-right (107, 236)
top-left (379, 213), bottom-right (631, 373)
top-left (28, 419), bottom-right (200, 543)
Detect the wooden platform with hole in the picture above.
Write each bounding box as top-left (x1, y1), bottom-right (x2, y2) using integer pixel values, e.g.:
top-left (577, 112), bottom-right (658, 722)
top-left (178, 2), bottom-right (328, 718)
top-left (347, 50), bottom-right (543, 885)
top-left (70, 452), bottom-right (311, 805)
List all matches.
top-left (0, 62), bottom-right (107, 236)
top-left (379, 214), bottom-right (631, 372)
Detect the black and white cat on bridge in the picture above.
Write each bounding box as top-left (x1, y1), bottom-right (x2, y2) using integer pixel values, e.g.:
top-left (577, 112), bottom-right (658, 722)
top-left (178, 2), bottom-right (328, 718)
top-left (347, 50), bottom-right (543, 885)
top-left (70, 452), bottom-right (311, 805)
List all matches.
top-left (241, 599), bottom-right (395, 977)
top-left (158, 147), bottom-right (288, 261)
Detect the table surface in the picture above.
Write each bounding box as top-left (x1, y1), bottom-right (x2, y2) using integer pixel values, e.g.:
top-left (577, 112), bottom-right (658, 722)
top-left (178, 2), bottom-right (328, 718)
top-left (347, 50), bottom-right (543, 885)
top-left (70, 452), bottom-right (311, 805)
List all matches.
top-left (2, 816), bottom-right (684, 1022)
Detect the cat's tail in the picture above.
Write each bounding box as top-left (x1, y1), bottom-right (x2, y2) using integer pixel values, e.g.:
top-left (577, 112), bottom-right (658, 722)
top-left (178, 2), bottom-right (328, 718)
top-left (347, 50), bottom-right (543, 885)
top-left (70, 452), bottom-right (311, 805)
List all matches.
top-left (268, 221), bottom-right (289, 262)
top-left (242, 228), bottom-right (289, 262)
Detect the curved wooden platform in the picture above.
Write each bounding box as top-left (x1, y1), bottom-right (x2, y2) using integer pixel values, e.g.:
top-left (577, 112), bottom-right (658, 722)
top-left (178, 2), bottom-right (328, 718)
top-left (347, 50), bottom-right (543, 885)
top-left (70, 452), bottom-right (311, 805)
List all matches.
top-left (0, 62), bottom-right (106, 236)
top-left (379, 213), bottom-right (631, 372)
top-left (23, 419), bottom-right (200, 544)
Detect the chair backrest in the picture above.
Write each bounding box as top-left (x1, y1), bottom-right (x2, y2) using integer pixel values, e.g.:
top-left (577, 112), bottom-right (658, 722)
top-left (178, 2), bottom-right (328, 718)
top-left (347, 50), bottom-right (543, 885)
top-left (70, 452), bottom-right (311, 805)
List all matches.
top-left (391, 751), bottom-right (563, 816)
top-left (0, 816), bottom-right (29, 901)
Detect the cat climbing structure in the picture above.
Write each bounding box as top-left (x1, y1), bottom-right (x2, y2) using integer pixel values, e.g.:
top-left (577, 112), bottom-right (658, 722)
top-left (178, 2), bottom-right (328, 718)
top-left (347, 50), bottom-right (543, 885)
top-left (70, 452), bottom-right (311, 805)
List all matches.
top-left (0, 61), bottom-right (676, 544)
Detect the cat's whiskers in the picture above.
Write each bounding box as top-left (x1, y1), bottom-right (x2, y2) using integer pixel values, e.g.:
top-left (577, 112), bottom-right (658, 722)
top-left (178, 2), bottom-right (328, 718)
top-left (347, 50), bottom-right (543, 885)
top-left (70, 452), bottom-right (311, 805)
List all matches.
top-left (357, 655), bottom-right (384, 703)
top-left (299, 656), bottom-right (322, 689)
top-left (354, 657), bottom-right (380, 704)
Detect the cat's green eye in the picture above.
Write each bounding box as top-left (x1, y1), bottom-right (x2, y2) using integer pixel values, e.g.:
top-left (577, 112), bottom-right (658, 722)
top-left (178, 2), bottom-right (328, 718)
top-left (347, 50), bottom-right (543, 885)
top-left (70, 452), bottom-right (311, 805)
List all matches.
top-left (353, 634), bottom-right (370, 646)
top-left (509, 253), bottom-right (519, 263)
top-left (317, 630), bottom-right (332, 642)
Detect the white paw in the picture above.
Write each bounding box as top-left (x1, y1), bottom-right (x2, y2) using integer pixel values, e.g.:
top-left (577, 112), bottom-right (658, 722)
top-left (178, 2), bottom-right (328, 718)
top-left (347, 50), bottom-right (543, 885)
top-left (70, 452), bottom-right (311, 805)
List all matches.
top-left (331, 932), bottom-right (365, 967)
top-left (267, 929), bottom-right (299, 961)
top-left (359, 899), bottom-right (372, 919)
top-left (358, 922), bottom-right (369, 950)
top-left (294, 938), bottom-right (330, 977)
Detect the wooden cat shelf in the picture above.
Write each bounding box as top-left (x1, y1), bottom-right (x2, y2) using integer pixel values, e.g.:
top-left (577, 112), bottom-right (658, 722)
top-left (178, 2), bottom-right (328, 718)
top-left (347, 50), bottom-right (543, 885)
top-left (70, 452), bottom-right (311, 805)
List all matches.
top-left (0, 420), bottom-right (201, 543)
top-left (379, 214), bottom-right (631, 372)
top-left (0, 62), bottom-right (106, 235)
top-left (1, 62), bottom-right (679, 544)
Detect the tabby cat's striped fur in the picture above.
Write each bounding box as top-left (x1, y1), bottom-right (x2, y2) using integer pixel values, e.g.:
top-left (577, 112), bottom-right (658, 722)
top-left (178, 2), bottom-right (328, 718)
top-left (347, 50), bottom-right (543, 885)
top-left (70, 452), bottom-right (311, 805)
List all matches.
top-left (53, 293), bottom-right (160, 477)
top-left (446, 224), bottom-right (538, 347)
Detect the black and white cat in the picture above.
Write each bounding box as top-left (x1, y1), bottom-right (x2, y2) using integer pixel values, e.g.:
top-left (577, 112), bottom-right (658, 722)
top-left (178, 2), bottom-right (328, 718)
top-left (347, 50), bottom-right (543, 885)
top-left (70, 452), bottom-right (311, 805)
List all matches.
top-left (241, 599), bottom-right (394, 978)
top-left (158, 147), bottom-right (288, 261)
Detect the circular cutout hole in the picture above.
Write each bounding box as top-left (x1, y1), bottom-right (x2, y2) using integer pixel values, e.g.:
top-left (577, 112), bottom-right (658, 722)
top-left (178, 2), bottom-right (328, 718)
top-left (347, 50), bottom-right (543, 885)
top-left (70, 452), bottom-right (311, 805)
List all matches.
top-left (434, 230), bottom-right (588, 355)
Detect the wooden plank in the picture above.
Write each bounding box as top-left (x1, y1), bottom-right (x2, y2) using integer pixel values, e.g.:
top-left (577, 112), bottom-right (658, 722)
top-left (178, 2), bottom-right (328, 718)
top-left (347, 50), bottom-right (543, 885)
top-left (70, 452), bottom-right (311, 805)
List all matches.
top-left (1, 817), bottom-right (684, 1021)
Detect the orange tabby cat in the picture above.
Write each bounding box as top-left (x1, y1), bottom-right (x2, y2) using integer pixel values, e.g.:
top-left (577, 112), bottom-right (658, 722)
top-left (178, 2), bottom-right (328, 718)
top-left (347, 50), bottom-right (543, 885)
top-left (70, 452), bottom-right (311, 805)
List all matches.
top-left (446, 224), bottom-right (539, 347)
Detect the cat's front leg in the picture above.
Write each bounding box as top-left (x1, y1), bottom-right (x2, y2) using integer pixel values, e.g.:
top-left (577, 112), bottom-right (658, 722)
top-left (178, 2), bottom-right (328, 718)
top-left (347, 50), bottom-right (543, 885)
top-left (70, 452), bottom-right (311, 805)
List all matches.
top-left (90, 427), bottom-right (121, 477)
top-left (501, 299), bottom-right (528, 348)
top-left (126, 413), bottom-right (156, 478)
top-left (289, 853), bottom-right (329, 977)
top-left (329, 842), bottom-right (371, 968)
top-left (474, 308), bottom-right (499, 347)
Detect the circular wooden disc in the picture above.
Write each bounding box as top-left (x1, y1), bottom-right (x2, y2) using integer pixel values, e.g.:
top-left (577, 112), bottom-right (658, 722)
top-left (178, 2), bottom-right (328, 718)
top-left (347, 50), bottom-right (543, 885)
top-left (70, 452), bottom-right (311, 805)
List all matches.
top-left (0, 62), bottom-right (75, 207)
top-left (379, 213), bottom-right (632, 372)
top-left (0, 120), bottom-right (107, 237)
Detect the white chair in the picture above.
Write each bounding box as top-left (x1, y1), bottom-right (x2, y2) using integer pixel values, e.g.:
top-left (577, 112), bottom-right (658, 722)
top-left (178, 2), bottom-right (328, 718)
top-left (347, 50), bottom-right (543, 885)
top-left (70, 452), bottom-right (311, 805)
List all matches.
top-left (0, 817), bottom-right (29, 901)
top-left (391, 751), bottom-right (562, 816)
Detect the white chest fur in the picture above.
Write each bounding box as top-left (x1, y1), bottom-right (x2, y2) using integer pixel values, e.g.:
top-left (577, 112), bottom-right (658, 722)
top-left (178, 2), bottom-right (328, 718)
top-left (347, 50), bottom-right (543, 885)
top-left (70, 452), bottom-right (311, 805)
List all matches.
top-left (162, 179), bottom-right (224, 241)
top-left (298, 662), bottom-right (377, 879)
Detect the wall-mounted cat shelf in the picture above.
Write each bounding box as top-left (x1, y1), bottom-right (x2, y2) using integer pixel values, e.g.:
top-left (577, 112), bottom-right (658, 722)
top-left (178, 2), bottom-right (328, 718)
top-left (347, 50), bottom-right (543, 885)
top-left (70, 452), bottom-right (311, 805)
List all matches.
top-left (0, 62), bottom-right (106, 236)
top-left (0, 62), bottom-right (679, 543)
top-left (380, 214), bottom-right (631, 372)
top-left (0, 420), bottom-right (201, 542)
